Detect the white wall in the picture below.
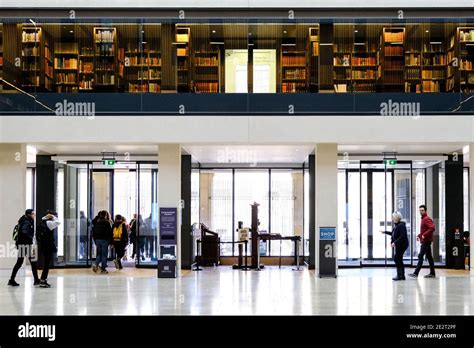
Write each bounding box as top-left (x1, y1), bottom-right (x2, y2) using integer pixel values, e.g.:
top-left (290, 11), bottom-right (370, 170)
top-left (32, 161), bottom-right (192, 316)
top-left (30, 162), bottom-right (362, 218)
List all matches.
top-left (0, 144), bottom-right (27, 274)
top-left (1, 0), bottom-right (473, 8)
top-left (0, 116), bottom-right (472, 146)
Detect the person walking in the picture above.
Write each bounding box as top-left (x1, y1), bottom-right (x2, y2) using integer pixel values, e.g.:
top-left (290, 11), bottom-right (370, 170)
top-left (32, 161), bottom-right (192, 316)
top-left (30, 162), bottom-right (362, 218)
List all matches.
top-left (8, 209), bottom-right (40, 287)
top-left (36, 211), bottom-right (60, 288)
top-left (464, 231), bottom-right (470, 270)
top-left (91, 210), bottom-right (113, 274)
top-left (409, 205), bottom-right (436, 278)
top-left (381, 211), bottom-right (409, 281)
top-left (112, 215), bottom-right (128, 270)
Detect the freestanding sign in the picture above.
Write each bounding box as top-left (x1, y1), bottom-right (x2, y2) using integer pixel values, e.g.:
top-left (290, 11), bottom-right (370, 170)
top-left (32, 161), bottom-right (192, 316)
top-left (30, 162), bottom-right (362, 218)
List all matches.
top-left (318, 227), bottom-right (337, 278)
top-left (158, 207), bottom-right (178, 278)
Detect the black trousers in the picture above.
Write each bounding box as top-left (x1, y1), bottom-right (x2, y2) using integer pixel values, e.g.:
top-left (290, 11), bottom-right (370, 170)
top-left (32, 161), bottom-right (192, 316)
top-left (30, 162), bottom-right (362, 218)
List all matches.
top-left (414, 242), bottom-right (436, 275)
top-left (40, 251), bottom-right (53, 280)
top-left (11, 256), bottom-right (39, 281)
top-left (394, 246), bottom-right (407, 275)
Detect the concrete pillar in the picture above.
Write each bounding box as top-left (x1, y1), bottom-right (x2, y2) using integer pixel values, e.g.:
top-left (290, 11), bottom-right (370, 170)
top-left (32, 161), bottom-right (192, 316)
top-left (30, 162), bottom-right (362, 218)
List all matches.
top-left (158, 144), bottom-right (182, 273)
top-left (0, 144), bottom-right (27, 274)
top-left (315, 144), bottom-right (338, 274)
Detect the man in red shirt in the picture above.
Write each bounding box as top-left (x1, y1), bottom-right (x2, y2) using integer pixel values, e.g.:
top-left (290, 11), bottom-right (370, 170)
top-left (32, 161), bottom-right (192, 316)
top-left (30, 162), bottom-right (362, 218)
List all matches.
top-left (409, 205), bottom-right (436, 278)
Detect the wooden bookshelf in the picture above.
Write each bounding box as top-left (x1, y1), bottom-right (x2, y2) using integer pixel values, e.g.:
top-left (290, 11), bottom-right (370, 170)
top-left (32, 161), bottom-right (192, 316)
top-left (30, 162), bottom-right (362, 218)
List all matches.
top-left (176, 26), bottom-right (191, 92)
top-left (79, 46), bottom-right (94, 91)
top-left (54, 42), bottom-right (78, 93)
top-left (21, 26), bottom-right (53, 91)
top-left (125, 43), bottom-right (162, 93)
top-left (281, 46), bottom-right (307, 93)
top-left (458, 27), bottom-right (474, 93)
top-left (381, 27), bottom-right (405, 92)
top-left (193, 50), bottom-right (219, 93)
top-left (308, 26), bottom-right (319, 92)
top-left (94, 27), bottom-right (117, 90)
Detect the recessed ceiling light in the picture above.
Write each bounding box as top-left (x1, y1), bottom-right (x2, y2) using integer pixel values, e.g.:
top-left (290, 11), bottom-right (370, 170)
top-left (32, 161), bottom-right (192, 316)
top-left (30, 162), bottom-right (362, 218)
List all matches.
top-left (425, 30), bottom-right (429, 33)
top-left (212, 30), bottom-right (216, 34)
top-left (283, 30), bottom-right (287, 34)
top-left (142, 30), bottom-right (145, 33)
top-left (69, 30), bottom-right (74, 34)
top-left (354, 30), bottom-right (358, 33)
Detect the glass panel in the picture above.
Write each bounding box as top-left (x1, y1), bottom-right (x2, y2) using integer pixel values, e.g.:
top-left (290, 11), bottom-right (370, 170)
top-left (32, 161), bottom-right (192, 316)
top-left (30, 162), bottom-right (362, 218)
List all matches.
top-left (347, 171), bottom-right (361, 263)
top-left (26, 168), bottom-right (34, 210)
top-left (337, 170), bottom-right (347, 260)
top-left (270, 169), bottom-right (304, 256)
top-left (92, 171), bottom-right (112, 214)
top-left (191, 169), bottom-right (200, 225)
top-left (303, 169), bottom-right (309, 257)
top-left (200, 170), bottom-right (233, 256)
top-left (439, 167), bottom-right (446, 262)
top-left (412, 168), bottom-right (425, 262)
top-left (393, 164), bottom-right (412, 262)
top-left (138, 163), bottom-right (158, 265)
top-left (464, 168), bottom-right (469, 232)
top-left (234, 170), bottom-right (269, 256)
top-left (61, 162), bottom-right (89, 265)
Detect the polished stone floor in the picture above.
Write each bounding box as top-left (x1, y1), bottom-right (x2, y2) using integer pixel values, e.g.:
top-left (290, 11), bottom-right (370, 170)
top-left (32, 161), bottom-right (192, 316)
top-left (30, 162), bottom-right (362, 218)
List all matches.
top-left (1, 266), bottom-right (472, 315)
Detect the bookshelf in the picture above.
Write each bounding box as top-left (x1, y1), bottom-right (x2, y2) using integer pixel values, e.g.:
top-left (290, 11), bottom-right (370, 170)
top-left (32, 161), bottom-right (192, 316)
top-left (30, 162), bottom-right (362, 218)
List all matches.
top-left (308, 26), bottom-right (319, 92)
top-left (176, 26), bottom-right (191, 92)
top-left (281, 45), bottom-right (307, 93)
top-left (21, 26), bottom-right (53, 91)
top-left (458, 27), bottom-right (474, 93)
top-left (54, 42), bottom-right (78, 93)
top-left (125, 43), bottom-right (162, 93)
top-left (381, 27), bottom-right (405, 92)
top-left (420, 42), bottom-right (446, 92)
top-left (79, 46), bottom-right (94, 91)
top-left (446, 31), bottom-right (457, 92)
top-left (94, 27), bottom-right (117, 90)
top-left (193, 50), bottom-right (219, 93)
top-left (351, 40), bottom-right (379, 93)
top-left (333, 25), bottom-right (352, 93)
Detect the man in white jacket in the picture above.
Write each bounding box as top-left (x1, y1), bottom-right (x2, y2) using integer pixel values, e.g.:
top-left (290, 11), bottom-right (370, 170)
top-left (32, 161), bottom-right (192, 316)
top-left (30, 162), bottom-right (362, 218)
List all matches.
top-left (37, 211), bottom-right (61, 288)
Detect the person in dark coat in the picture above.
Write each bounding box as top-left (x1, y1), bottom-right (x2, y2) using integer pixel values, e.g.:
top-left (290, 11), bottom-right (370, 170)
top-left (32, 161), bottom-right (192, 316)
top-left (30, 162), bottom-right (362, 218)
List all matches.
top-left (8, 209), bottom-right (40, 286)
top-left (91, 210), bottom-right (113, 274)
top-left (36, 211), bottom-right (60, 288)
top-left (382, 211), bottom-right (409, 281)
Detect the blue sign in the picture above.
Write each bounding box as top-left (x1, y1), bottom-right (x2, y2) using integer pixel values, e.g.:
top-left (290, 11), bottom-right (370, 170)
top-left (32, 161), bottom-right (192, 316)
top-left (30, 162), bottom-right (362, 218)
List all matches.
top-left (160, 207), bottom-right (177, 245)
top-left (319, 227), bottom-right (336, 240)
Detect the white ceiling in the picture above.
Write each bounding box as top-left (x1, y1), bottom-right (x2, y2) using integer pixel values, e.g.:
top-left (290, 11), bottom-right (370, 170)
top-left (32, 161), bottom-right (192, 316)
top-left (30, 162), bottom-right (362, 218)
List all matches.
top-left (338, 144), bottom-right (467, 155)
top-left (31, 143), bottom-right (159, 156)
top-left (182, 145), bottom-right (315, 164)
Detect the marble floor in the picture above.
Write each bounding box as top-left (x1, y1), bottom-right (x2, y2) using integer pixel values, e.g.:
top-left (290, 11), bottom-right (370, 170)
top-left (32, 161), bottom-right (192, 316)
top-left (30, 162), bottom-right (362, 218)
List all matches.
top-left (0, 266), bottom-right (472, 315)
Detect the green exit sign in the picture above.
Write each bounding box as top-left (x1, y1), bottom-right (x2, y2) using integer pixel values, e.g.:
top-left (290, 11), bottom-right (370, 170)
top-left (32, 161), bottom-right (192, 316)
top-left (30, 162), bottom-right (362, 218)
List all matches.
top-left (103, 160), bottom-right (116, 165)
top-left (385, 159), bottom-right (397, 166)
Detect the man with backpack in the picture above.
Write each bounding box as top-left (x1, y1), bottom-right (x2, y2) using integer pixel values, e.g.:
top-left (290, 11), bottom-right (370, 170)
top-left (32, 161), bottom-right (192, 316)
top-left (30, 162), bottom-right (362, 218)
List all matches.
top-left (8, 209), bottom-right (40, 287)
top-left (36, 210), bottom-right (60, 288)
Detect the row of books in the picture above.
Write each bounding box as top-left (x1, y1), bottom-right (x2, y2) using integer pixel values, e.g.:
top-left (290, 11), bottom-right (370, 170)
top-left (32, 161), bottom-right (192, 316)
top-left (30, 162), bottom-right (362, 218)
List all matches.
top-left (423, 56), bottom-right (447, 65)
top-left (282, 56), bottom-right (306, 66)
top-left (384, 31), bottom-right (404, 42)
top-left (128, 83), bottom-right (161, 93)
top-left (460, 59), bottom-right (473, 70)
top-left (95, 30), bottom-right (114, 43)
top-left (282, 82), bottom-right (307, 93)
top-left (384, 46), bottom-right (404, 56)
top-left (195, 82), bottom-right (218, 93)
top-left (79, 79), bottom-right (93, 90)
top-left (96, 75), bottom-right (115, 85)
top-left (459, 29), bottom-right (474, 42)
top-left (56, 72), bottom-right (77, 83)
top-left (422, 80), bottom-right (441, 92)
top-left (384, 61), bottom-right (403, 69)
top-left (406, 53), bottom-right (420, 66)
top-left (79, 61), bottom-right (94, 73)
top-left (127, 56), bottom-right (162, 66)
top-left (405, 68), bottom-right (420, 79)
top-left (405, 82), bottom-right (421, 93)
top-left (284, 69), bottom-right (307, 79)
top-left (44, 63), bottom-right (53, 77)
top-left (54, 58), bottom-right (78, 69)
top-left (352, 70), bottom-right (377, 79)
top-left (352, 57), bottom-right (377, 66)
top-left (136, 69), bottom-right (161, 79)
top-left (96, 44), bottom-right (115, 56)
top-left (194, 57), bottom-right (218, 66)
top-left (22, 31), bottom-right (40, 42)
top-left (311, 42), bottom-right (319, 56)
top-left (421, 70), bottom-right (445, 79)
top-left (351, 84), bottom-right (376, 92)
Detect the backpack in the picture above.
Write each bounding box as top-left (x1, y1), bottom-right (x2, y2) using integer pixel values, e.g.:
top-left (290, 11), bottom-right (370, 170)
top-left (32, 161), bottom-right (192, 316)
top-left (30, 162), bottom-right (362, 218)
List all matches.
top-left (113, 224), bottom-right (123, 242)
top-left (12, 224), bottom-right (19, 242)
top-left (36, 220), bottom-right (49, 244)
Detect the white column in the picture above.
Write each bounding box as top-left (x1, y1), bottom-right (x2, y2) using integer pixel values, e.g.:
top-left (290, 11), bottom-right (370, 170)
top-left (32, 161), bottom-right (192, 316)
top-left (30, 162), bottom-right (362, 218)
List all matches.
top-left (158, 144), bottom-right (182, 274)
top-left (315, 144), bottom-right (338, 274)
top-left (470, 144), bottom-right (474, 275)
top-left (0, 144), bottom-right (27, 274)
